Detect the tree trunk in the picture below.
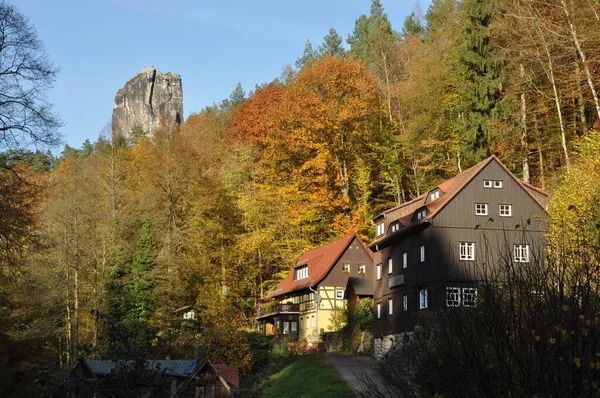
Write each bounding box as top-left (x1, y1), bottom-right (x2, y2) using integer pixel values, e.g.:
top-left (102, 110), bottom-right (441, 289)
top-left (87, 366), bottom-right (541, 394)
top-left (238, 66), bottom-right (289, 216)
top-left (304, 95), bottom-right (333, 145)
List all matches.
top-left (381, 49), bottom-right (394, 124)
top-left (538, 143), bottom-right (545, 191)
top-left (575, 62), bottom-right (588, 135)
top-left (65, 266), bottom-right (72, 367)
top-left (73, 258), bottom-right (79, 365)
top-left (586, 0), bottom-right (600, 22)
top-left (337, 132), bottom-right (350, 199)
top-left (543, 41), bottom-right (570, 172)
top-left (520, 63), bottom-right (530, 183)
top-left (221, 244), bottom-right (227, 296)
top-left (561, 0), bottom-right (600, 121)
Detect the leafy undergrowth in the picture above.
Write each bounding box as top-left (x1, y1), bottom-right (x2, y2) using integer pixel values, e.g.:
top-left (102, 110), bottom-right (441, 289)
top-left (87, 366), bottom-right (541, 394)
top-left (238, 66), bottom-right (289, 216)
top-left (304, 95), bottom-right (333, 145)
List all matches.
top-left (262, 355), bottom-right (354, 398)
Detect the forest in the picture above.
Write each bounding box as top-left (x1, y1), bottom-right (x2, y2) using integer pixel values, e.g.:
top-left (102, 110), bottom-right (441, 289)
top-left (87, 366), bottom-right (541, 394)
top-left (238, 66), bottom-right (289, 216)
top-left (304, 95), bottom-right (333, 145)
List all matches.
top-left (2, 0), bottom-right (600, 394)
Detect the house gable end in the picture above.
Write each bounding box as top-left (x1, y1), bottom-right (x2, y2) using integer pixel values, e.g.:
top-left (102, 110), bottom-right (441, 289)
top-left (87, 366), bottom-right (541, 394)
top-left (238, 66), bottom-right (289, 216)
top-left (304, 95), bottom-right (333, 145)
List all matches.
top-left (432, 157), bottom-right (547, 231)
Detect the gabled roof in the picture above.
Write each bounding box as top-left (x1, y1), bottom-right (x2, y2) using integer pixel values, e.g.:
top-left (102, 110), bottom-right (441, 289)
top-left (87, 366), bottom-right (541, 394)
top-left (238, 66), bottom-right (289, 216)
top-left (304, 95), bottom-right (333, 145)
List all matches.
top-left (369, 156), bottom-right (548, 250)
top-left (271, 234), bottom-right (373, 298)
top-left (71, 358), bottom-right (239, 390)
top-left (213, 364), bottom-right (240, 389)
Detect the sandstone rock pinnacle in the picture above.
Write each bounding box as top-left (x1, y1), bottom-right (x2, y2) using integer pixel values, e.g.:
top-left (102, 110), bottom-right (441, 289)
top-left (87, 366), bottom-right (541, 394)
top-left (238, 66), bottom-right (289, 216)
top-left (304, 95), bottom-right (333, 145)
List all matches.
top-left (112, 67), bottom-right (183, 139)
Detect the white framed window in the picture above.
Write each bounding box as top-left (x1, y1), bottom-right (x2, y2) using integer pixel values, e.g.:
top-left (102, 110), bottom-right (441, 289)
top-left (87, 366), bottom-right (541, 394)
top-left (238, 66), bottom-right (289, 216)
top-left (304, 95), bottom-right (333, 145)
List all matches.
top-left (494, 180), bottom-right (503, 188)
top-left (430, 190), bottom-right (440, 201)
top-left (499, 204), bottom-right (512, 217)
top-left (358, 264), bottom-right (366, 274)
top-left (388, 298), bottom-right (393, 315)
top-left (417, 208), bottom-right (427, 220)
top-left (291, 321), bottom-right (297, 332)
top-left (402, 252), bottom-right (408, 269)
top-left (283, 321), bottom-right (290, 334)
top-left (376, 264), bottom-right (382, 280)
top-left (462, 288), bottom-right (478, 307)
top-left (475, 203), bottom-right (488, 215)
top-left (484, 179), bottom-right (503, 188)
top-left (402, 294), bottom-right (408, 312)
top-left (376, 303), bottom-right (381, 319)
top-left (420, 245), bottom-right (425, 262)
top-left (183, 310), bottom-right (197, 320)
top-left (391, 222), bottom-right (400, 232)
top-left (376, 222), bottom-right (385, 237)
top-left (460, 242), bottom-right (475, 261)
top-left (447, 287), bottom-right (478, 307)
top-left (419, 288), bottom-right (429, 309)
top-left (514, 244), bottom-right (530, 263)
top-left (484, 179), bottom-right (492, 188)
top-left (342, 263), bottom-right (350, 273)
top-left (335, 289), bottom-right (344, 300)
top-left (446, 287), bottom-right (461, 307)
top-left (388, 258), bottom-right (393, 274)
top-left (294, 265), bottom-right (308, 280)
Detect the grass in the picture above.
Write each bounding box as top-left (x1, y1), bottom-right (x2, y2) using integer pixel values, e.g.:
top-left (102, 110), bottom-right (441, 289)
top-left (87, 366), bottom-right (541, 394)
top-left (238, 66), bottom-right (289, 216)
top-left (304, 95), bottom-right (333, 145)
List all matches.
top-left (262, 355), bottom-right (354, 398)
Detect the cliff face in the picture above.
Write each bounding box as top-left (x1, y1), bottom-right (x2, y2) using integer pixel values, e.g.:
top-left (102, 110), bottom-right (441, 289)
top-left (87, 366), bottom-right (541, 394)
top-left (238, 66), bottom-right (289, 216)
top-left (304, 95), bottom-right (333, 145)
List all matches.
top-left (112, 67), bottom-right (183, 139)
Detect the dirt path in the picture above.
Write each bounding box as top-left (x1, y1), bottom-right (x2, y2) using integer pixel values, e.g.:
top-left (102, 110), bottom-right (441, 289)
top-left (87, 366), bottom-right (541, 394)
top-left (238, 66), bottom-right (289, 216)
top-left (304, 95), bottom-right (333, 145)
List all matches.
top-left (323, 354), bottom-right (394, 398)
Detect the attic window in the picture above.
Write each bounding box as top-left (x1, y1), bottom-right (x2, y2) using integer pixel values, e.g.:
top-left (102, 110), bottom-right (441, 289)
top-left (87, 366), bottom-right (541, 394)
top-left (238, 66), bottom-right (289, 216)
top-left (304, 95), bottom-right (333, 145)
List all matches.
top-left (376, 222), bottom-right (385, 237)
top-left (294, 265), bottom-right (308, 280)
top-left (390, 222), bottom-right (400, 232)
top-left (416, 208), bottom-right (427, 220)
top-left (484, 179), bottom-right (503, 189)
top-left (429, 190), bottom-right (440, 201)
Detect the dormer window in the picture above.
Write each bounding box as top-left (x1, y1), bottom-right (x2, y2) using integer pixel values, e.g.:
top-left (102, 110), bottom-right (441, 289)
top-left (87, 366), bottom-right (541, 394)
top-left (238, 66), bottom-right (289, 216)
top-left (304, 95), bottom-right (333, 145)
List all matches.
top-left (390, 222), bottom-right (400, 232)
top-left (376, 222), bottom-right (385, 237)
top-left (416, 208), bottom-right (427, 220)
top-left (429, 190), bottom-right (440, 201)
top-left (294, 265), bottom-right (308, 280)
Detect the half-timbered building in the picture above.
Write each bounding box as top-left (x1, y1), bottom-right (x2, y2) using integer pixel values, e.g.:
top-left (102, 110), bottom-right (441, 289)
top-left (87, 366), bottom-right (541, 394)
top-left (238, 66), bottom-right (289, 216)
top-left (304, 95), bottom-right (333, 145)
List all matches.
top-left (256, 234), bottom-right (373, 341)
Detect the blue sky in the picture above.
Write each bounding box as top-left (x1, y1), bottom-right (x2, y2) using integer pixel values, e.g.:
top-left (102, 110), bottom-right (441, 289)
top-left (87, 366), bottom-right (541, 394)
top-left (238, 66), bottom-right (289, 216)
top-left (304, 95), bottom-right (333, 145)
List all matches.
top-left (17, 0), bottom-right (431, 148)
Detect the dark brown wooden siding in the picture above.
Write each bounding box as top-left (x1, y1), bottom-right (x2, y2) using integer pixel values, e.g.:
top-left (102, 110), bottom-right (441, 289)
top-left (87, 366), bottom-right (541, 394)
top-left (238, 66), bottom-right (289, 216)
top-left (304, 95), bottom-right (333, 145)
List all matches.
top-left (373, 160), bottom-right (547, 337)
top-left (321, 237), bottom-right (373, 287)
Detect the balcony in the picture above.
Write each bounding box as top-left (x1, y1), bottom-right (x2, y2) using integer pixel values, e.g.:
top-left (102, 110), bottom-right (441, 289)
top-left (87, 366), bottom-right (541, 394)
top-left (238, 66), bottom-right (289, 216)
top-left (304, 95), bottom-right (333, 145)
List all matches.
top-left (256, 303), bottom-right (300, 319)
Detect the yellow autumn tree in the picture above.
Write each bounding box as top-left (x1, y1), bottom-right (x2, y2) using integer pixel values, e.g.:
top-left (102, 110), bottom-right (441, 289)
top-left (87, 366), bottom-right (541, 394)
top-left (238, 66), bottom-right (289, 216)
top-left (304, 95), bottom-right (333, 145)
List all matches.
top-left (547, 130), bottom-right (600, 269)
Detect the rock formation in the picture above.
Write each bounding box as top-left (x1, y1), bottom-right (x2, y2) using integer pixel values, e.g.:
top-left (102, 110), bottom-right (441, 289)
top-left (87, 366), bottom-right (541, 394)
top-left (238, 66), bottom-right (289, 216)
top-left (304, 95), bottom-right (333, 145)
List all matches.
top-left (112, 67), bottom-right (183, 139)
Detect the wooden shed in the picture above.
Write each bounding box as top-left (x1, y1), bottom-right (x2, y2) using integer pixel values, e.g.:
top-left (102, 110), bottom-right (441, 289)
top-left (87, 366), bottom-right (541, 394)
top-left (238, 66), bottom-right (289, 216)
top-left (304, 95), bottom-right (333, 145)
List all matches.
top-left (66, 357), bottom-right (238, 398)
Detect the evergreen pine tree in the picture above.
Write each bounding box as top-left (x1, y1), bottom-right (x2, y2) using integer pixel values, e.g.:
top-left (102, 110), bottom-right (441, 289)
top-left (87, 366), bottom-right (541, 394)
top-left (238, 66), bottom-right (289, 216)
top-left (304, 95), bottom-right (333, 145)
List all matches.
top-left (295, 39), bottom-right (319, 69)
top-left (222, 82), bottom-right (245, 110)
top-left (100, 221), bottom-right (156, 359)
top-left (458, 0), bottom-right (504, 163)
top-left (318, 28), bottom-right (346, 57)
top-left (347, 0), bottom-right (396, 68)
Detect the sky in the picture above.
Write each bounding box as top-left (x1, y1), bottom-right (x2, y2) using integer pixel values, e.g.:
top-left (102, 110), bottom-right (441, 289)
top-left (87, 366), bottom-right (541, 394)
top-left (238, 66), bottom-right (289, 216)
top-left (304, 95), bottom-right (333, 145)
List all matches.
top-left (17, 0), bottom-right (431, 149)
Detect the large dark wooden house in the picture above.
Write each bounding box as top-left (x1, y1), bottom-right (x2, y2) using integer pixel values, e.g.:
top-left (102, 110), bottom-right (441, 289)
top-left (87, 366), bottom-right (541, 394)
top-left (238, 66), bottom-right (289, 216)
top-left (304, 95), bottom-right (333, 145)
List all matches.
top-left (256, 234), bottom-right (373, 341)
top-left (369, 156), bottom-right (548, 355)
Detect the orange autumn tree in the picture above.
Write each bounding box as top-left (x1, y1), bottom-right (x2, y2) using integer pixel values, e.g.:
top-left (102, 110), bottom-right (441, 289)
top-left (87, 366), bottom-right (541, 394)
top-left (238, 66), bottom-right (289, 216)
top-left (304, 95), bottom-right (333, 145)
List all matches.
top-left (277, 56), bottom-right (380, 240)
top-left (231, 56), bottom-right (383, 246)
